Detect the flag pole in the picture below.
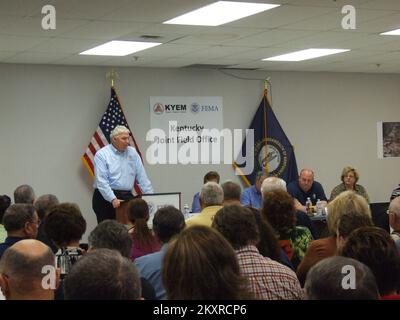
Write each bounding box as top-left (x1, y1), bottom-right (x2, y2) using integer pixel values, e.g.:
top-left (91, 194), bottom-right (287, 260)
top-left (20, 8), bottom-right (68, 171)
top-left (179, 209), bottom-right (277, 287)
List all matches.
top-left (106, 69), bottom-right (119, 88)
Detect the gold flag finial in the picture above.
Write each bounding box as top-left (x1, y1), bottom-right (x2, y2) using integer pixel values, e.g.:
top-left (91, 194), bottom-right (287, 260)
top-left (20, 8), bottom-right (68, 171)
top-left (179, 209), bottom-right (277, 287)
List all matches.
top-left (106, 69), bottom-right (119, 88)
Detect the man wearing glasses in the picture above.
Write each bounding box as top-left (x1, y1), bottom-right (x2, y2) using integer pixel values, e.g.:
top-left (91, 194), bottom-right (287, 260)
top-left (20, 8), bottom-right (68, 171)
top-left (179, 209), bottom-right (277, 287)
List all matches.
top-left (388, 197), bottom-right (400, 251)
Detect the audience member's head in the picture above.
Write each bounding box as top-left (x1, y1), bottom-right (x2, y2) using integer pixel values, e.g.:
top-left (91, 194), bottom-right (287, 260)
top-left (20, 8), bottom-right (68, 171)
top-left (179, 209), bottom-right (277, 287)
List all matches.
top-left (64, 249), bottom-right (141, 300)
top-left (261, 176), bottom-right (287, 197)
top-left (212, 205), bottom-right (259, 249)
top-left (0, 195), bottom-right (11, 224)
top-left (326, 190), bottom-right (371, 236)
top-left (13, 185), bottom-right (35, 204)
top-left (34, 194), bottom-right (59, 220)
top-left (89, 220), bottom-right (132, 258)
top-left (341, 166), bottom-right (360, 184)
top-left (336, 211), bottom-right (373, 251)
top-left (152, 206), bottom-right (185, 244)
top-left (203, 171), bottom-right (220, 184)
top-left (127, 198), bottom-right (149, 223)
top-left (254, 171), bottom-right (268, 192)
top-left (44, 203), bottom-right (86, 248)
top-left (262, 189), bottom-right (296, 234)
top-left (340, 226), bottom-right (400, 296)
top-left (388, 197), bottom-right (400, 232)
top-left (199, 182), bottom-right (223, 209)
top-left (221, 181), bottom-right (241, 205)
top-left (0, 240), bottom-right (59, 300)
top-left (304, 256), bottom-right (379, 300)
top-left (3, 204), bottom-right (39, 239)
top-left (162, 225), bottom-right (252, 299)
top-left (247, 207), bottom-right (280, 261)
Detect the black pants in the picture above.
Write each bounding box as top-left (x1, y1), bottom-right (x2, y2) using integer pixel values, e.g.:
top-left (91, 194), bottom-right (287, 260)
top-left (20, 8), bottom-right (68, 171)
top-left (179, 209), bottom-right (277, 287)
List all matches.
top-left (92, 189), bottom-right (137, 224)
top-left (92, 189), bottom-right (116, 223)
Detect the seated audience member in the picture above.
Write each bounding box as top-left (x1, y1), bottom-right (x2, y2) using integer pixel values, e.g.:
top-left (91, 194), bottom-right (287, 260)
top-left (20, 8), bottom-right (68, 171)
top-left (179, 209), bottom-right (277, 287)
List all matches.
top-left (0, 239), bottom-right (60, 300)
top-left (127, 199), bottom-right (160, 261)
top-left (388, 197), bottom-right (400, 249)
top-left (262, 190), bottom-right (313, 269)
top-left (44, 203), bottom-right (86, 279)
top-left (0, 204), bottom-right (39, 258)
top-left (0, 195), bottom-right (11, 243)
top-left (135, 206), bottom-right (185, 300)
top-left (88, 220), bottom-right (156, 300)
top-left (212, 205), bottom-right (304, 300)
top-left (222, 181), bottom-right (242, 206)
top-left (13, 185), bottom-right (35, 204)
top-left (261, 177), bottom-right (317, 239)
top-left (336, 211), bottom-right (373, 251)
top-left (330, 166), bottom-right (370, 203)
top-left (304, 256), bottom-right (379, 300)
top-left (297, 191), bottom-right (371, 285)
top-left (340, 226), bottom-right (400, 299)
top-left (247, 207), bottom-right (294, 270)
top-left (287, 169), bottom-right (327, 213)
top-left (162, 225), bottom-right (253, 300)
top-left (186, 182), bottom-right (223, 228)
top-left (64, 249), bottom-right (142, 300)
top-left (34, 194), bottom-right (59, 253)
top-left (191, 171), bottom-right (220, 213)
top-left (390, 183), bottom-right (400, 201)
top-left (240, 171), bottom-right (267, 209)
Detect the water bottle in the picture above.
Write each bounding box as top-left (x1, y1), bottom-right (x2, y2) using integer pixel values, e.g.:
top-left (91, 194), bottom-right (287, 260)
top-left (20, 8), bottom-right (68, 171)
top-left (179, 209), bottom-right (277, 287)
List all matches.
top-left (316, 199), bottom-right (322, 216)
top-left (306, 197), bottom-right (313, 216)
top-left (183, 204), bottom-right (190, 219)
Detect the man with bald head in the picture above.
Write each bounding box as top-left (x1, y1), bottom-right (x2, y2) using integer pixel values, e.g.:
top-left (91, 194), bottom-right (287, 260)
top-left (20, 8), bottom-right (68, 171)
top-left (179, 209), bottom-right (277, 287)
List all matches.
top-left (287, 169), bottom-right (327, 213)
top-left (0, 240), bottom-right (59, 300)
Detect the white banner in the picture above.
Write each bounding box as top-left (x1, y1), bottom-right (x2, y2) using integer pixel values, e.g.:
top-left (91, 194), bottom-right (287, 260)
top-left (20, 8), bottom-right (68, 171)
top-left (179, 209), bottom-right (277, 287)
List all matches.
top-left (148, 96), bottom-right (224, 164)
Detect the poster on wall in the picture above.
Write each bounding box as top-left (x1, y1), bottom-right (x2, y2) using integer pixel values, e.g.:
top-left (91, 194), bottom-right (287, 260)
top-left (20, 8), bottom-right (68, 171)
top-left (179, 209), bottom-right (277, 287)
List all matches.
top-left (149, 96), bottom-right (224, 164)
top-left (377, 122), bottom-right (400, 158)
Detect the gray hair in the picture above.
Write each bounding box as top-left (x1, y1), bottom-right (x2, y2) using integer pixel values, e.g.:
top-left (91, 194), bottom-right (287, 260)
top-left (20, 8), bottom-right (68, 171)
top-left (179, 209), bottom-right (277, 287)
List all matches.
top-left (261, 177), bottom-right (287, 198)
top-left (14, 185), bottom-right (35, 204)
top-left (110, 125), bottom-right (130, 139)
top-left (200, 182), bottom-right (223, 207)
top-left (34, 194), bottom-right (59, 220)
top-left (64, 249), bottom-right (142, 300)
top-left (2, 204), bottom-right (36, 232)
top-left (304, 256), bottom-right (379, 300)
top-left (88, 220), bottom-right (132, 258)
top-left (389, 197), bottom-right (400, 223)
top-left (0, 240), bottom-right (55, 295)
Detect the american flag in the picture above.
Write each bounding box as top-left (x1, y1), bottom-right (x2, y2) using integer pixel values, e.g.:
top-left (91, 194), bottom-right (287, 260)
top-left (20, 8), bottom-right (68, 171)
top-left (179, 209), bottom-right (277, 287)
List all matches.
top-left (82, 87), bottom-right (143, 194)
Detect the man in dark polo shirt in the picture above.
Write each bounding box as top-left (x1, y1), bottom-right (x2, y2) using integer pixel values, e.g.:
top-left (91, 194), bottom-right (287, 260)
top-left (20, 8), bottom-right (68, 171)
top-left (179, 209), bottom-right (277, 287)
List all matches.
top-left (287, 169), bottom-right (327, 213)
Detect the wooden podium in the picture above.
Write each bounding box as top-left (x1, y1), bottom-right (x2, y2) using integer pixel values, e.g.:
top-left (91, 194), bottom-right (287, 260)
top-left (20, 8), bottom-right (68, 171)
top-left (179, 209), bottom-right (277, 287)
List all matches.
top-left (115, 201), bottom-right (129, 225)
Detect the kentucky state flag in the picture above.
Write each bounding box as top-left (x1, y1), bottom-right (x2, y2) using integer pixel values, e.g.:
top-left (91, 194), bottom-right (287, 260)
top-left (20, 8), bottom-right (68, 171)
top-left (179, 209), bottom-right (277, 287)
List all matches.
top-left (233, 90), bottom-right (298, 186)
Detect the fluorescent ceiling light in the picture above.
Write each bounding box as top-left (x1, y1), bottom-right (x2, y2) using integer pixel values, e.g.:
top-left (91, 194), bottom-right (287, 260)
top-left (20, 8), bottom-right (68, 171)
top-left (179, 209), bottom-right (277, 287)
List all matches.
top-left (263, 48), bottom-right (350, 61)
top-left (80, 40), bottom-right (162, 56)
top-left (380, 28), bottom-right (400, 35)
top-left (163, 1), bottom-right (280, 26)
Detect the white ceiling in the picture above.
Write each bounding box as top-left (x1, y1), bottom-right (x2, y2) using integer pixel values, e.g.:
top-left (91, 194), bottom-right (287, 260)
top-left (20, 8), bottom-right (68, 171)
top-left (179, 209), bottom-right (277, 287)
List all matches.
top-left (1, 0), bottom-right (400, 73)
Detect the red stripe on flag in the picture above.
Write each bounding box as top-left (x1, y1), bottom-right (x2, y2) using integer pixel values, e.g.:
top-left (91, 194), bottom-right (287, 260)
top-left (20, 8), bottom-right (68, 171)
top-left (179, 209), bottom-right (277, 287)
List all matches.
top-left (94, 132), bottom-right (105, 148)
top-left (83, 153), bottom-right (94, 173)
top-left (88, 143), bottom-right (97, 156)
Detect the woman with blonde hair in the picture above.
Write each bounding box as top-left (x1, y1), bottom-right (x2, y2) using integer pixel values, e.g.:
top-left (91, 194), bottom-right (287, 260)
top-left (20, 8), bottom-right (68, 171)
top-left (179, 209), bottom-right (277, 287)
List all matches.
top-left (330, 166), bottom-right (370, 202)
top-left (297, 190), bottom-right (371, 285)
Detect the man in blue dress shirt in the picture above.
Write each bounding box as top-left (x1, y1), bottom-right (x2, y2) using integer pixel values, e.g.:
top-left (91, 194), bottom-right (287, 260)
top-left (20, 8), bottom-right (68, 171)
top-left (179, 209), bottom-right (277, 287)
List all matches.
top-left (240, 171), bottom-right (267, 209)
top-left (92, 126), bottom-right (153, 223)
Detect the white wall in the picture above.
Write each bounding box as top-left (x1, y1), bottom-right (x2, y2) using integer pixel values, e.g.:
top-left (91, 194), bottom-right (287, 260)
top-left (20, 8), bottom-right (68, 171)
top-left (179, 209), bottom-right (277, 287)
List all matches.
top-left (0, 63), bottom-right (399, 240)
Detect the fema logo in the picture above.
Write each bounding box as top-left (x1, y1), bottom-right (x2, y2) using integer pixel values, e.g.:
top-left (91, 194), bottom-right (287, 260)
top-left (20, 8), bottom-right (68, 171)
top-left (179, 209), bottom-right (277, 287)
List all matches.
top-left (254, 138), bottom-right (287, 176)
top-left (191, 102), bottom-right (200, 114)
top-left (153, 103), bottom-right (164, 115)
